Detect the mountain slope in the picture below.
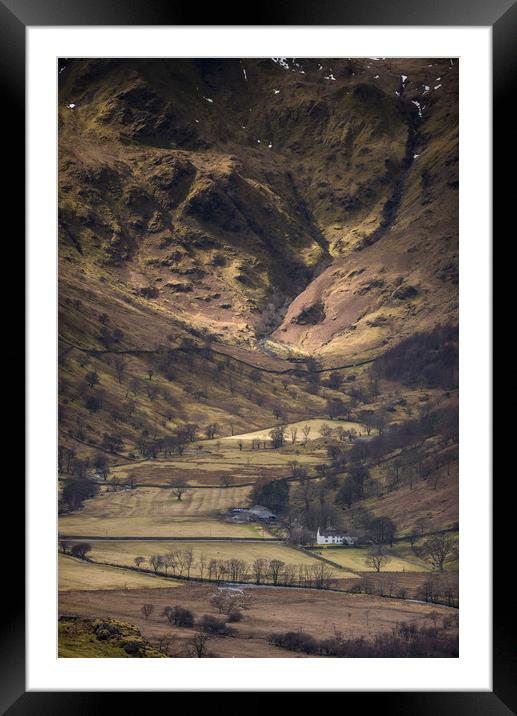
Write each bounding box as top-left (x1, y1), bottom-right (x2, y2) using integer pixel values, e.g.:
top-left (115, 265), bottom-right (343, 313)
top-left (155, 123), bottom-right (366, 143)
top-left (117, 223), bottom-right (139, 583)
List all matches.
top-left (59, 57), bottom-right (457, 360)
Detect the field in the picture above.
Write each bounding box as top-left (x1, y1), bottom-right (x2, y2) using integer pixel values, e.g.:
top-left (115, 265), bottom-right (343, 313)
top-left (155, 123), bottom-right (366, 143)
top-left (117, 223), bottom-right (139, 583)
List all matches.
top-left (110, 440), bottom-right (328, 487)
top-left (222, 418), bottom-right (366, 443)
top-left (59, 485), bottom-right (266, 538)
top-left (59, 554), bottom-right (179, 591)
top-left (313, 543), bottom-right (431, 573)
top-left (59, 582), bottom-right (458, 658)
top-left (79, 540), bottom-right (357, 580)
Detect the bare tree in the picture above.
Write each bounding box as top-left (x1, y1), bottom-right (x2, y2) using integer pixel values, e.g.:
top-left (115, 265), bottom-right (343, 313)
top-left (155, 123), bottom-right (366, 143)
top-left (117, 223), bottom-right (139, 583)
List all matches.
top-left (268, 559), bottom-right (285, 585)
top-left (188, 630), bottom-right (211, 657)
top-left (302, 424), bottom-right (311, 446)
top-left (150, 555), bottom-right (163, 573)
top-left (365, 547), bottom-right (390, 573)
top-left (134, 555), bottom-right (145, 568)
top-left (269, 425), bottom-right (286, 449)
top-left (113, 356), bottom-right (126, 384)
top-left (420, 535), bottom-right (457, 572)
top-left (198, 552), bottom-right (207, 579)
top-left (252, 558), bottom-right (267, 584)
top-left (170, 479), bottom-right (188, 501)
top-left (220, 474), bottom-right (234, 488)
top-left (205, 423), bottom-right (219, 439)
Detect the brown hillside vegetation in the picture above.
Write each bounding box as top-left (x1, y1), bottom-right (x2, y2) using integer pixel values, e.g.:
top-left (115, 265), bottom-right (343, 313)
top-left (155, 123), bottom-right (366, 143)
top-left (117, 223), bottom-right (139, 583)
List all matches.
top-left (58, 58), bottom-right (458, 659)
top-left (59, 582), bottom-right (458, 658)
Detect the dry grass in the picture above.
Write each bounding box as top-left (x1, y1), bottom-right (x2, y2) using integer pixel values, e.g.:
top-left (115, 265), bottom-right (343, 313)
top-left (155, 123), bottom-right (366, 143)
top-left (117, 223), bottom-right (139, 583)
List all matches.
top-left (59, 485), bottom-right (263, 537)
top-left (111, 442), bottom-right (326, 486)
top-left (222, 418), bottom-right (366, 443)
top-left (59, 581), bottom-right (458, 658)
top-left (313, 546), bottom-right (430, 573)
top-left (359, 466), bottom-right (459, 536)
top-left (59, 553), bottom-right (179, 591)
top-left (86, 540), bottom-right (356, 579)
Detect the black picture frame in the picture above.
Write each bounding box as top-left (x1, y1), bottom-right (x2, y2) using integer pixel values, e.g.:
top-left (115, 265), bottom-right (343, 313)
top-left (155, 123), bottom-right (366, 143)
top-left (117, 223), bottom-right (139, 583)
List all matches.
top-left (7, 0), bottom-right (504, 710)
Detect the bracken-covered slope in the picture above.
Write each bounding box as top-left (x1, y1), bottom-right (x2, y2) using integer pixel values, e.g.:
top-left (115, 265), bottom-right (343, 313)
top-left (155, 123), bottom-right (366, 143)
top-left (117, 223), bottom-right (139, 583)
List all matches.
top-left (59, 57), bottom-right (458, 364)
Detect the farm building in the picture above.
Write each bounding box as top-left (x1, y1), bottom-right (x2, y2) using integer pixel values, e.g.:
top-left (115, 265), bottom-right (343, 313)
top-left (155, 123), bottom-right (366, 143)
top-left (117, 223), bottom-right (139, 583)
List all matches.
top-left (228, 511), bottom-right (253, 523)
top-left (249, 505), bottom-right (277, 521)
top-left (316, 528), bottom-right (357, 546)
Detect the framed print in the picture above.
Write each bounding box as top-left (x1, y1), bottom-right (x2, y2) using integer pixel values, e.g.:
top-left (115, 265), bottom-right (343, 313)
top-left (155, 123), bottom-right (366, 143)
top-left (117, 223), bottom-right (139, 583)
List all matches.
top-left (6, 0), bottom-right (506, 709)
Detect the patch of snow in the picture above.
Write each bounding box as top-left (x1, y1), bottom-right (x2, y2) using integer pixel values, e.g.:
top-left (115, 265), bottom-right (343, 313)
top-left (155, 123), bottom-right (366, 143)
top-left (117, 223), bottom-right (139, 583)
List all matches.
top-left (268, 142), bottom-right (273, 149)
top-left (257, 139), bottom-right (261, 144)
top-left (436, 77), bottom-right (441, 81)
top-left (324, 73), bottom-right (336, 81)
top-left (243, 68), bottom-right (247, 81)
top-left (413, 153), bottom-right (420, 159)
top-left (66, 103), bottom-right (76, 109)
top-left (401, 74), bottom-right (408, 83)
top-left (202, 97), bottom-right (214, 103)
top-left (395, 91), bottom-right (400, 96)
top-left (317, 64), bottom-right (323, 71)
top-left (411, 100), bottom-right (423, 118)
top-left (434, 84), bottom-right (442, 90)
top-left (272, 58), bottom-right (289, 71)
top-left (373, 74), bottom-right (380, 79)
top-left (422, 84), bottom-right (430, 94)
top-left (273, 89), bottom-right (280, 94)
top-left (241, 125), bottom-right (246, 129)
top-left (59, 66), bottom-right (66, 74)
top-left (195, 119), bottom-right (199, 123)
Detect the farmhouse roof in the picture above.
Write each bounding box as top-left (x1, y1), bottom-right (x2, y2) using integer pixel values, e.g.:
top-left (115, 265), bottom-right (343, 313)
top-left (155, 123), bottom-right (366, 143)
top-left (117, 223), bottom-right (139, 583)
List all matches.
top-left (249, 504), bottom-right (276, 518)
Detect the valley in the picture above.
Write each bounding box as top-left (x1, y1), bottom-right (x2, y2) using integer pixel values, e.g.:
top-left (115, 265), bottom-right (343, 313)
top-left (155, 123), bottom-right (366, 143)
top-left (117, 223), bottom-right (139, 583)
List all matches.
top-left (58, 57), bottom-right (458, 658)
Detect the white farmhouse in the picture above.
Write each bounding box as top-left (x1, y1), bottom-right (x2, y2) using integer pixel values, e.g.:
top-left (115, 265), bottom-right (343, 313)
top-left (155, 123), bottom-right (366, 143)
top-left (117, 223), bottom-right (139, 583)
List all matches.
top-left (316, 528), bottom-right (357, 546)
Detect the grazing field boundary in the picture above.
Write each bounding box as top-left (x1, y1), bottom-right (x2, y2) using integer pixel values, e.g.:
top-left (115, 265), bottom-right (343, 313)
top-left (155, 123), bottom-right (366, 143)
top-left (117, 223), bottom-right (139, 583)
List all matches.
top-left (58, 334), bottom-right (377, 376)
top-left (290, 544), bottom-right (359, 574)
top-left (63, 555), bottom-right (458, 608)
top-left (59, 535), bottom-right (282, 542)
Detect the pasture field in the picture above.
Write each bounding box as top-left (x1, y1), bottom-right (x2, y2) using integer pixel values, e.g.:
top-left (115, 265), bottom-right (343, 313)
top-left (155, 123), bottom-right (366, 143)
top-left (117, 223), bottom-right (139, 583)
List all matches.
top-left (59, 485), bottom-right (264, 538)
top-left (85, 540), bottom-right (357, 579)
top-left (59, 554), bottom-right (179, 591)
top-left (336, 570), bottom-right (459, 602)
top-left (313, 545), bottom-right (432, 573)
top-left (111, 442), bottom-right (327, 486)
top-left (59, 582), bottom-right (458, 658)
top-left (222, 418), bottom-right (366, 444)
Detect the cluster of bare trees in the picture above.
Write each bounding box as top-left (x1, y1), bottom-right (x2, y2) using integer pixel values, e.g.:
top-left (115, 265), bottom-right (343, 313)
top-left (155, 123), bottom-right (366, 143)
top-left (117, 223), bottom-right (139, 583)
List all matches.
top-left (141, 548), bottom-right (196, 578)
top-left (269, 617), bottom-right (458, 657)
top-left (132, 551), bottom-right (335, 589)
top-left (59, 541), bottom-right (92, 559)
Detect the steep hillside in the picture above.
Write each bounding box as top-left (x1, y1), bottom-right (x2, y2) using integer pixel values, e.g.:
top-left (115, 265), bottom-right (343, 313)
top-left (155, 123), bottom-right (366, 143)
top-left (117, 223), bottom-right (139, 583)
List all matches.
top-left (59, 57), bottom-right (457, 356)
top-left (58, 58), bottom-right (458, 462)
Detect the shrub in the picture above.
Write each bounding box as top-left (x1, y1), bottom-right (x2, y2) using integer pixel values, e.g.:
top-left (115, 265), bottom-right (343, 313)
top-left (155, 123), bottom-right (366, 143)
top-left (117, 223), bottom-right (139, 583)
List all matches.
top-left (199, 615), bottom-right (235, 636)
top-left (227, 609), bottom-right (243, 623)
